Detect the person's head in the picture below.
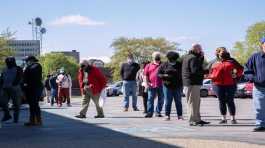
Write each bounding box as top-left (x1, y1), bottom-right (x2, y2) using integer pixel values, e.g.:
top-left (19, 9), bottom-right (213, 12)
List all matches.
top-left (216, 47), bottom-right (230, 60)
top-left (260, 37), bottom-right (265, 52)
top-left (47, 74), bottom-right (51, 78)
top-left (166, 51), bottom-right (179, 63)
top-left (140, 61), bottom-right (150, 69)
top-left (59, 68), bottom-right (65, 75)
top-left (190, 43), bottom-right (203, 54)
top-left (80, 60), bottom-right (90, 70)
top-left (24, 55), bottom-right (38, 65)
top-left (152, 51), bottom-right (161, 62)
top-left (127, 54), bottom-right (134, 63)
top-left (5, 56), bottom-right (16, 68)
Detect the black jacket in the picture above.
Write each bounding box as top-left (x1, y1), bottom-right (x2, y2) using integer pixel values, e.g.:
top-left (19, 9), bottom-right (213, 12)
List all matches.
top-left (158, 61), bottom-right (182, 89)
top-left (120, 62), bottom-right (140, 81)
top-left (23, 62), bottom-right (43, 89)
top-left (182, 52), bottom-right (206, 86)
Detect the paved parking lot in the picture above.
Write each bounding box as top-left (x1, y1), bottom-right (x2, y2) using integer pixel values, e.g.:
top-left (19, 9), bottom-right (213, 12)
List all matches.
top-left (0, 96), bottom-right (264, 148)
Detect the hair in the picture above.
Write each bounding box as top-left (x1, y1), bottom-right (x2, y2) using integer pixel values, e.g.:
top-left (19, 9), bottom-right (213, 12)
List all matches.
top-left (215, 47), bottom-right (227, 58)
top-left (152, 51), bottom-right (161, 59)
top-left (166, 51), bottom-right (179, 62)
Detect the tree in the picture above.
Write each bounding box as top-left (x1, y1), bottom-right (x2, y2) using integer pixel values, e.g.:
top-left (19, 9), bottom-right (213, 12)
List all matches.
top-left (0, 29), bottom-right (14, 71)
top-left (40, 53), bottom-right (79, 80)
top-left (109, 37), bottom-right (179, 81)
top-left (232, 21), bottom-right (265, 64)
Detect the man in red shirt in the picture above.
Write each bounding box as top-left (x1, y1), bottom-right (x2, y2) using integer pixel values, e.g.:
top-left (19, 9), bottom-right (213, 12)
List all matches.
top-left (75, 60), bottom-right (107, 118)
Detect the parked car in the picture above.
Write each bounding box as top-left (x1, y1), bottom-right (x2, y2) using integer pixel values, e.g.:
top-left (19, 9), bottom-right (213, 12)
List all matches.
top-left (106, 81), bottom-right (123, 97)
top-left (200, 79), bottom-right (215, 97)
top-left (235, 81), bottom-right (253, 98)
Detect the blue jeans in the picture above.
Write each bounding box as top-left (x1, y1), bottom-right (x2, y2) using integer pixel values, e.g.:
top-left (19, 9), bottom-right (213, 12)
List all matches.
top-left (253, 86), bottom-right (265, 127)
top-left (147, 86), bottom-right (164, 115)
top-left (123, 80), bottom-right (138, 109)
top-left (163, 86), bottom-right (183, 116)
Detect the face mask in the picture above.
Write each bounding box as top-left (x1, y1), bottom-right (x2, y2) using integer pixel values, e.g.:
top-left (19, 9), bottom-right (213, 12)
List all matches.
top-left (220, 52), bottom-right (230, 59)
top-left (127, 58), bottom-right (134, 63)
top-left (154, 56), bottom-right (161, 61)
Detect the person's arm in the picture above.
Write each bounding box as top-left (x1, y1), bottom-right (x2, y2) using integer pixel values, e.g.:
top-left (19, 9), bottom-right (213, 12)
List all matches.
top-left (244, 55), bottom-right (256, 82)
top-left (158, 63), bottom-right (167, 78)
top-left (13, 67), bottom-right (23, 86)
top-left (120, 63), bottom-right (124, 80)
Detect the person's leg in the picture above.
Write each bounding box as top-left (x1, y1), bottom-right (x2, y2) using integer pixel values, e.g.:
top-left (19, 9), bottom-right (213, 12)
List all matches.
top-left (190, 85), bottom-right (201, 122)
top-left (58, 88), bottom-right (63, 106)
top-left (213, 85), bottom-right (227, 121)
top-left (253, 86), bottom-right (265, 128)
top-left (50, 89), bottom-right (55, 106)
top-left (146, 88), bottom-right (156, 117)
top-left (11, 86), bottom-right (22, 123)
top-left (79, 90), bottom-right (91, 116)
top-left (184, 86), bottom-right (193, 123)
top-left (131, 81), bottom-right (138, 110)
top-left (123, 81), bottom-right (130, 110)
top-left (155, 86), bottom-right (164, 116)
top-left (226, 85), bottom-right (237, 122)
top-left (1, 89), bottom-right (12, 121)
top-left (174, 87), bottom-right (183, 118)
top-left (164, 86), bottom-right (173, 119)
top-left (45, 89), bottom-right (50, 103)
top-left (66, 88), bottom-right (71, 105)
top-left (91, 92), bottom-right (104, 118)
top-left (142, 92), bottom-right (148, 113)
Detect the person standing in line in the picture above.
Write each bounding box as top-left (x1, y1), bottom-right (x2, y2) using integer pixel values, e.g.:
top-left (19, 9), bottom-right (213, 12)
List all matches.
top-left (120, 54), bottom-right (140, 112)
top-left (0, 57), bottom-right (23, 123)
top-left (182, 44), bottom-right (210, 126)
top-left (208, 47), bottom-right (243, 124)
top-left (158, 51), bottom-right (183, 121)
top-left (144, 52), bottom-right (164, 118)
top-left (67, 73), bottom-right (72, 104)
top-left (244, 37), bottom-right (265, 132)
top-left (136, 61), bottom-right (150, 114)
top-left (49, 72), bottom-right (58, 106)
top-left (75, 60), bottom-right (107, 119)
top-left (56, 69), bottom-right (71, 107)
top-left (44, 74), bottom-right (51, 104)
top-left (23, 56), bottom-right (43, 126)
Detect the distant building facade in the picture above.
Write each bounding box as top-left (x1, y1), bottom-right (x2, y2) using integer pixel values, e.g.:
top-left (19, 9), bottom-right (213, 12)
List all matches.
top-left (52, 50), bottom-right (80, 63)
top-left (8, 40), bottom-right (40, 65)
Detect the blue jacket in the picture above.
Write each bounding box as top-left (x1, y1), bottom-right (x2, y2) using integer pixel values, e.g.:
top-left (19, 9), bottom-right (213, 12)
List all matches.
top-left (244, 51), bottom-right (265, 87)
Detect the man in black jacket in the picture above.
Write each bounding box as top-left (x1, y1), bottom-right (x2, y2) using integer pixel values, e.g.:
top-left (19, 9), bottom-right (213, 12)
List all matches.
top-left (120, 54), bottom-right (140, 112)
top-left (182, 44), bottom-right (210, 126)
top-left (23, 56), bottom-right (43, 126)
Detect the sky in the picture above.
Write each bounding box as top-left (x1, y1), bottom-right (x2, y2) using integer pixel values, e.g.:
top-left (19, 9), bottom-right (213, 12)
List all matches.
top-left (0, 0), bottom-right (264, 62)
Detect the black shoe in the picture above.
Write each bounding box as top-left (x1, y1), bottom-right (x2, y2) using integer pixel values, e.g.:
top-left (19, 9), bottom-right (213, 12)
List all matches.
top-left (2, 114), bottom-right (12, 122)
top-left (145, 114), bottom-right (153, 118)
top-left (155, 114), bottom-right (163, 117)
top-left (133, 108), bottom-right (140, 111)
top-left (94, 115), bottom-right (105, 118)
top-left (253, 126), bottom-right (265, 132)
top-left (219, 120), bottom-right (227, 124)
top-left (195, 120), bottom-right (210, 126)
top-left (75, 114), bottom-right (86, 119)
top-left (231, 120), bottom-right (237, 124)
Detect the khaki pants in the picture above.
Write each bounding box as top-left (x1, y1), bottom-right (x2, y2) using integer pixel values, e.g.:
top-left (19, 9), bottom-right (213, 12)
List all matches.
top-left (184, 85), bottom-right (201, 123)
top-left (80, 89), bottom-right (104, 116)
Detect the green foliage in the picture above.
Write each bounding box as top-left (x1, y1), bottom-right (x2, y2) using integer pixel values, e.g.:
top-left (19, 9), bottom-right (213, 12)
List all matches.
top-left (40, 53), bottom-right (79, 80)
top-left (232, 21), bottom-right (265, 64)
top-left (109, 37), bottom-right (178, 81)
top-left (0, 37), bottom-right (13, 71)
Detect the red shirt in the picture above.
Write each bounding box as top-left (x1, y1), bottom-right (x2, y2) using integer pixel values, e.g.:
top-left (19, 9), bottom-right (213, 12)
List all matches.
top-left (144, 62), bottom-right (162, 88)
top-left (209, 59), bottom-right (243, 86)
top-left (78, 66), bottom-right (107, 95)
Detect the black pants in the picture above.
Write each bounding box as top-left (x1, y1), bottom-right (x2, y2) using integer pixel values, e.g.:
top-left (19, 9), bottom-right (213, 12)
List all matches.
top-left (213, 85), bottom-right (237, 116)
top-left (25, 87), bottom-right (42, 118)
top-left (142, 92), bottom-right (148, 112)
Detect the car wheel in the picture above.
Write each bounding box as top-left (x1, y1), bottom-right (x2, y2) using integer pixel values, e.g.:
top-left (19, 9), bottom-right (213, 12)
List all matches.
top-left (200, 89), bottom-right (208, 97)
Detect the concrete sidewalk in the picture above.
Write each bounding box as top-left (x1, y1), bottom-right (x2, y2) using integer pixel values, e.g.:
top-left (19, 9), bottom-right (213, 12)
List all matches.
top-left (0, 96), bottom-right (264, 148)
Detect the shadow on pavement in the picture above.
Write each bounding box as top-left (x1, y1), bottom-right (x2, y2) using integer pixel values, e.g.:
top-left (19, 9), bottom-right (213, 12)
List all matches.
top-left (0, 110), bottom-right (180, 148)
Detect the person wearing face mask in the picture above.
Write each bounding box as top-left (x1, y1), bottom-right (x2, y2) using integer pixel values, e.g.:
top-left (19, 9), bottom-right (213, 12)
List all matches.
top-left (23, 56), bottom-right (43, 126)
top-left (144, 51), bottom-right (164, 118)
top-left (182, 44), bottom-right (210, 126)
top-left (208, 47), bottom-right (243, 124)
top-left (56, 68), bottom-right (72, 107)
top-left (75, 60), bottom-right (107, 119)
top-left (0, 57), bottom-right (23, 123)
top-left (120, 54), bottom-right (140, 112)
top-left (158, 51), bottom-right (183, 121)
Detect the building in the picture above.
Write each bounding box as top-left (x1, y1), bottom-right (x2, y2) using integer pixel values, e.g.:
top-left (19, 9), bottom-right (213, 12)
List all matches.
top-left (52, 50), bottom-right (80, 63)
top-left (8, 40), bottom-right (40, 65)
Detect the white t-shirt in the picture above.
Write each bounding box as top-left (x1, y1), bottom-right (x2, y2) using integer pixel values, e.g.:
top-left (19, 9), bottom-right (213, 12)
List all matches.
top-left (56, 74), bottom-right (71, 88)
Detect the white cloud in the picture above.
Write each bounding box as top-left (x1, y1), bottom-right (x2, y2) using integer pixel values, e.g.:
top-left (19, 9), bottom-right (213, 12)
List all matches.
top-left (50, 14), bottom-right (105, 26)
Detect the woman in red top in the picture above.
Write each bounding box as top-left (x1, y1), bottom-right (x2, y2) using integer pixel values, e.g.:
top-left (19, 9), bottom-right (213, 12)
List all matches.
top-left (208, 47), bottom-right (243, 124)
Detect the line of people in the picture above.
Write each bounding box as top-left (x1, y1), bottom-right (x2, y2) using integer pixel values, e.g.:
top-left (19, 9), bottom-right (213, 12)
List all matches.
top-left (119, 37), bottom-right (265, 132)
